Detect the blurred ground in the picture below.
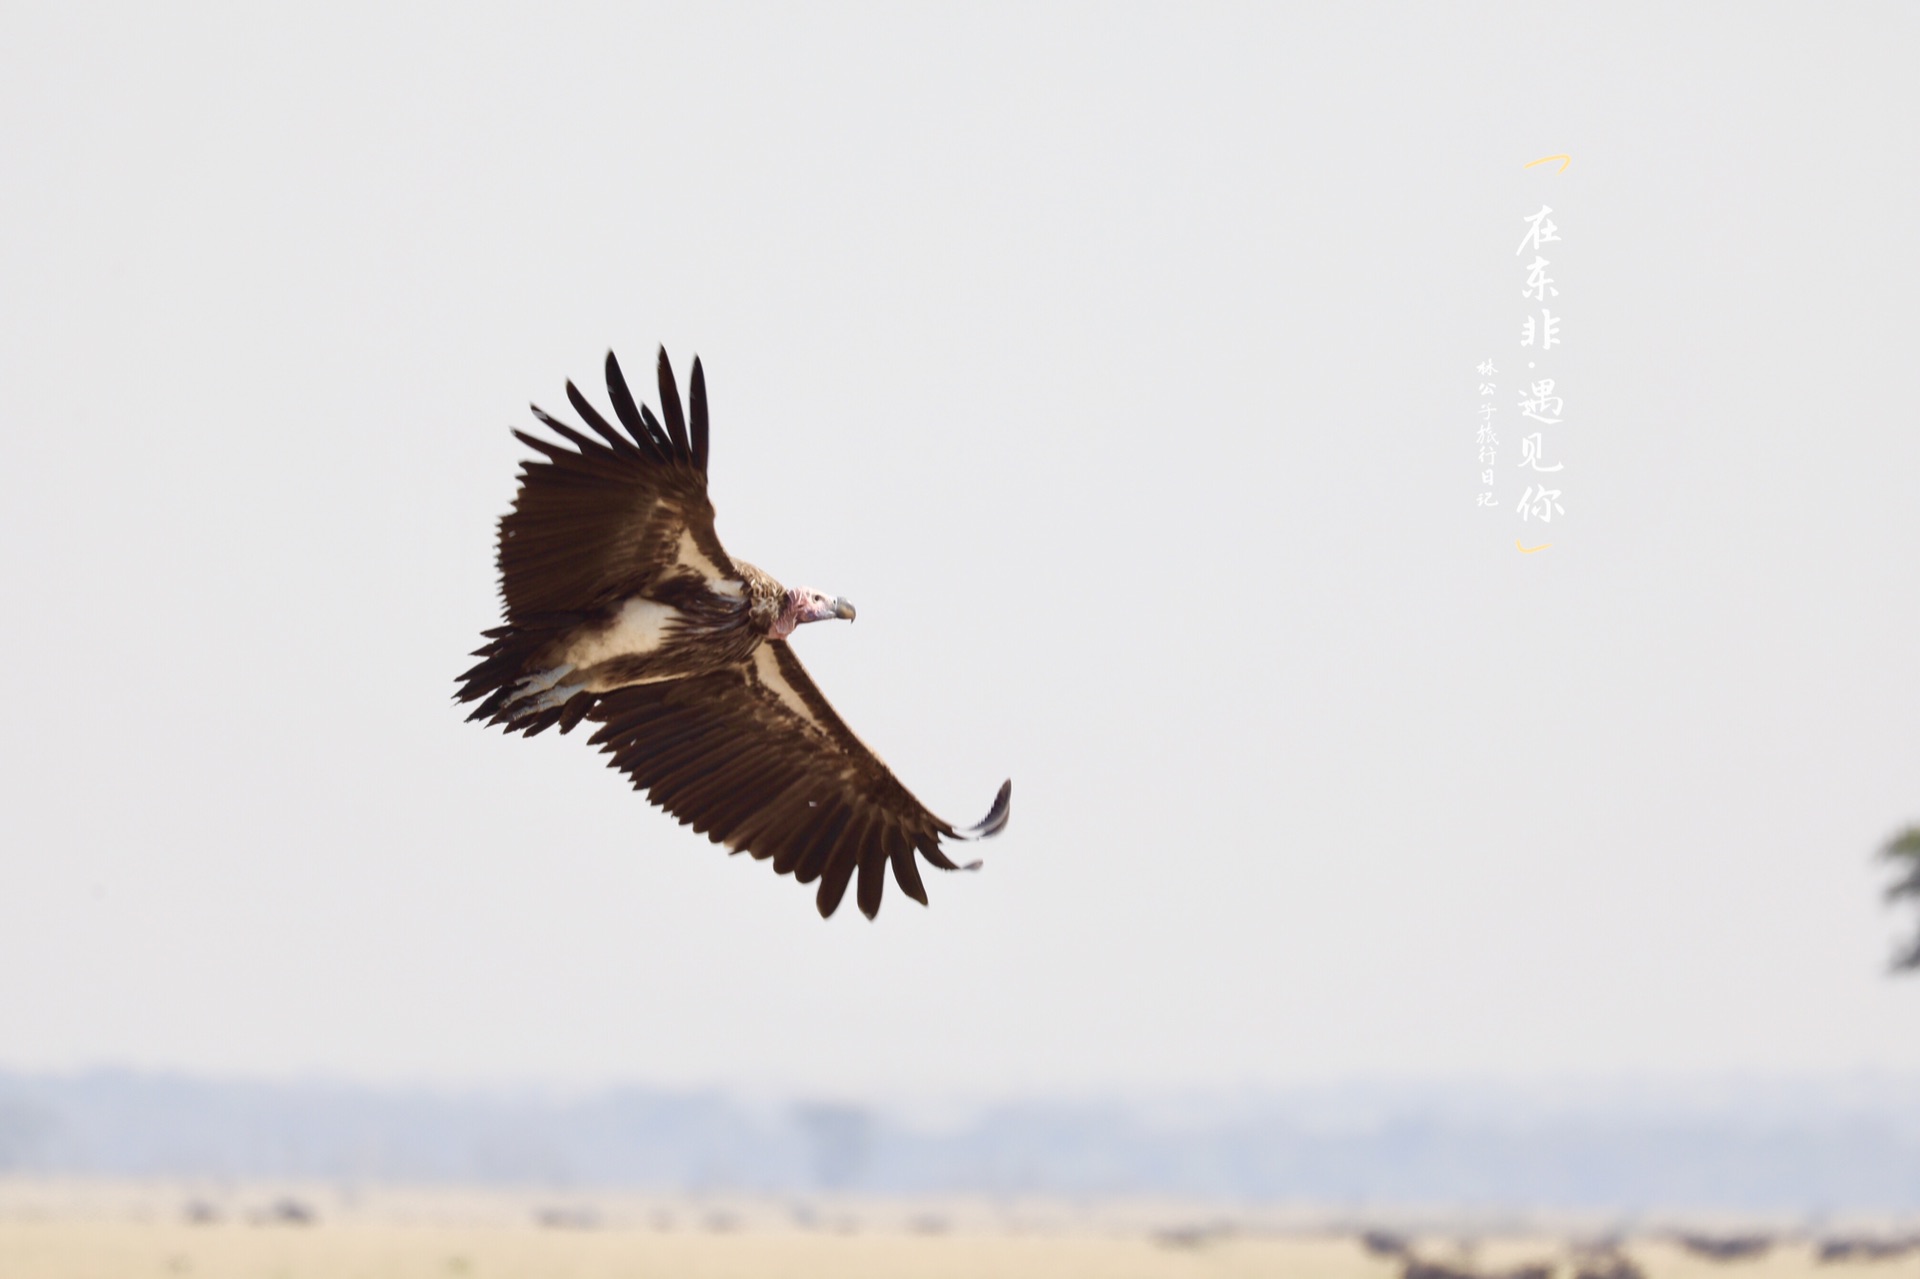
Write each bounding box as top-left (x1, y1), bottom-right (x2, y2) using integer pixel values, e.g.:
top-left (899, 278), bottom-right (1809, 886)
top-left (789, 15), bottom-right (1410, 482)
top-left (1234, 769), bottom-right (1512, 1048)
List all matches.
top-left (3, 1182), bottom-right (1917, 1279)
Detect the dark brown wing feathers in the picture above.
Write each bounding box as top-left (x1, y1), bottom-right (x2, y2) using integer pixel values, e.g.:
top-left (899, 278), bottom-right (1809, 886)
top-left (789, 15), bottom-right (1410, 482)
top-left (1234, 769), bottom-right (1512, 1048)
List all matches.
top-left (565, 379), bottom-right (650, 461)
top-left (490, 351), bottom-right (724, 621)
top-left (526, 406), bottom-right (602, 455)
top-left (655, 348), bottom-right (691, 458)
top-left (891, 836), bottom-right (930, 906)
top-left (586, 642), bottom-right (999, 918)
top-left (688, 356), bottom-right (710, 473)
top-left (604, 350), bottom-right (674, 457)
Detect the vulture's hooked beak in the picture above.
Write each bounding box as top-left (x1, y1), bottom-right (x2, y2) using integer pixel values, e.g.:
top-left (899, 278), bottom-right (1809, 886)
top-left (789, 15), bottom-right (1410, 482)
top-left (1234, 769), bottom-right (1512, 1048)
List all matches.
top-left (832, 598), bottom-right (857, 622)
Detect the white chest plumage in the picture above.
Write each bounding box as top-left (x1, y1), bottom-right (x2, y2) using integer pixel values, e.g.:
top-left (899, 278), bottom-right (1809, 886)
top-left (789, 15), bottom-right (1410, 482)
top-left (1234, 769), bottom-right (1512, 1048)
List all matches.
top-left (563, 597), bottom-right (686, 668)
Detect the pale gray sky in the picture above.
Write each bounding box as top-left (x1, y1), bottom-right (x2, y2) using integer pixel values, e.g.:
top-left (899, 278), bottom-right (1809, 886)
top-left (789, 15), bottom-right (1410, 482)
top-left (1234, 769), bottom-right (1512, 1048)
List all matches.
top-left (2, 4), bottom-right (1917, 1101)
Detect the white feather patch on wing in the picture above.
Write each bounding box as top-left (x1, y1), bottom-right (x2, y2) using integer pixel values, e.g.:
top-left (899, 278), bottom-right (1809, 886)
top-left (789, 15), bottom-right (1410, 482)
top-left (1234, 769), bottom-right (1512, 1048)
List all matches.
top-left (676, 528), bottom-right (728, 581)
top-left (752, 644), bottom-right (826, 733)
top-left (563, 597), bottom-right (685, 667)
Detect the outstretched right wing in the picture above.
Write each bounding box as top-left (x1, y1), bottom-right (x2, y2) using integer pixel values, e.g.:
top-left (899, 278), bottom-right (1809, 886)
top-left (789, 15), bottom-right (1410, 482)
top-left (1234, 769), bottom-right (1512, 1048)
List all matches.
top-left (588, 639), bottom-right (1011, 919)
top-left (496, 348), bottom-right (735, 620)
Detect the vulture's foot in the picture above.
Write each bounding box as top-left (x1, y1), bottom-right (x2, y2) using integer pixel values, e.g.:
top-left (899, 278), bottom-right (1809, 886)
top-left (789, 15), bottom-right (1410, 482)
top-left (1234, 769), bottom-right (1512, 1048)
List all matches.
top-left (503, 665), bottom-right (584, 719)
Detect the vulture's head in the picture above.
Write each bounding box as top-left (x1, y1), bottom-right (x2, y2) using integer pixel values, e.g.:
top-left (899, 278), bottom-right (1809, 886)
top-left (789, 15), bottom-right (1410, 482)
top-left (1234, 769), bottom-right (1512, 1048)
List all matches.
top-left (771, 586), bottom-right (856, 638)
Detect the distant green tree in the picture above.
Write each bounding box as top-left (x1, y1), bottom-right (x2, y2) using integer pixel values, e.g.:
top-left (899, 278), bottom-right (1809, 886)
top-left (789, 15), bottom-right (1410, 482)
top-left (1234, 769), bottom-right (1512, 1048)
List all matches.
top-left (1882, 825), bottom-right (1920, 972)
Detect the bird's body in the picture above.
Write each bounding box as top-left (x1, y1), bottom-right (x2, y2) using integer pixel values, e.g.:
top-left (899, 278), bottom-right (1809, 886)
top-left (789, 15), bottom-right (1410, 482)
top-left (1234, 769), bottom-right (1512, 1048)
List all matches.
top-left (458, 349), bottom-right (1008, 918)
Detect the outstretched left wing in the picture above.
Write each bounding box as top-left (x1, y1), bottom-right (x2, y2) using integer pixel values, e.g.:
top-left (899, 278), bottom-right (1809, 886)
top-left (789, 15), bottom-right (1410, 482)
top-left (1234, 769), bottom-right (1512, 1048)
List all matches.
top-left (496, 348), bottom-right (733, 621)
top-left (588, 642), bottom-right (1010, 919)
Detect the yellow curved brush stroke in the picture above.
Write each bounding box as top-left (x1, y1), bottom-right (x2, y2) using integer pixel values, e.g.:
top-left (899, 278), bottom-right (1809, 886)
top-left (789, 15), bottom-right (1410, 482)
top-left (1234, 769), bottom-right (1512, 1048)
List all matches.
top-left (1525, 154), bottom-right (1572, 173)
top-left (1517, 540), bottom-right (1553, 553)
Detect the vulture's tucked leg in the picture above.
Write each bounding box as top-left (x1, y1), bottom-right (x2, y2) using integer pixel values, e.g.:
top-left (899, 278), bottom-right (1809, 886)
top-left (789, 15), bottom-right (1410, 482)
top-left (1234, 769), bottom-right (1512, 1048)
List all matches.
top-left (523, 681), bottom-right (588, 714)
top-left (504, 664), bottom-right (587, 720)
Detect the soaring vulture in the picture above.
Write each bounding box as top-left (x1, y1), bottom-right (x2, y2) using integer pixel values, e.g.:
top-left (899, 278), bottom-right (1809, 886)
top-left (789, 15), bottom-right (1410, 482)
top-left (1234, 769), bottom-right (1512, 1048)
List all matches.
top-left (457, 349), bottom-right (1010, 918)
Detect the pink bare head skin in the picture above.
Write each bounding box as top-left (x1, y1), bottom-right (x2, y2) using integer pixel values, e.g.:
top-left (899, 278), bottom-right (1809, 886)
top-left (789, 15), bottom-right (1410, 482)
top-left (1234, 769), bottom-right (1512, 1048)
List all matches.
top-left (769, 587), bottom-right (856, 639)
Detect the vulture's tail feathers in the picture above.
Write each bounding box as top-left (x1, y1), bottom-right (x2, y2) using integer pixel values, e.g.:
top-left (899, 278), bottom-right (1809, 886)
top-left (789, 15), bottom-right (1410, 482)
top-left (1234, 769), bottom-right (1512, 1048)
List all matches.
top-left (455, 618), bottom-right (598, 737)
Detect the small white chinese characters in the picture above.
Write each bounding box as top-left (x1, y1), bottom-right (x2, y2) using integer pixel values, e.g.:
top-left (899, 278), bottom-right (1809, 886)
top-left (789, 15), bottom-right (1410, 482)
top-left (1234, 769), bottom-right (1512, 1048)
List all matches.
top-left (1474, 358), bottom-right (1498, 507)
top-left (1516, 205), bottom-right (1560, 255)
top-left (1513, 203), bottom-right (1568, 525)
top-left (1516, 485), bottom-right (1565, 522)
top-left (1519, 311), bottom-right (1560, 350)
top-left (1518, 381), bottom-right (1563, 424)
top-left (1517, 432), bottom-right (1562, 472)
